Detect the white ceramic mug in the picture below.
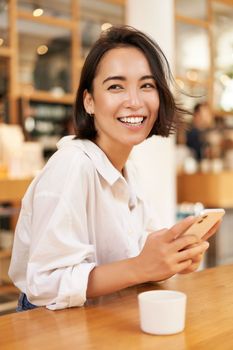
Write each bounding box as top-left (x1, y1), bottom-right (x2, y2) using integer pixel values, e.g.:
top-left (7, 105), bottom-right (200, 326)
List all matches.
top-left (138, 290), bottom-right (187, 335)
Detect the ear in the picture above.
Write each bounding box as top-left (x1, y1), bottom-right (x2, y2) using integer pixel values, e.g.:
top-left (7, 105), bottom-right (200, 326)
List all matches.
top-left (83, 89), bottom-right (94, 115)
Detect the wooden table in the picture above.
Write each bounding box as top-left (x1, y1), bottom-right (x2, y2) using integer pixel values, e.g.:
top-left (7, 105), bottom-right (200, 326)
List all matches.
top-left (0, 264), bottom-right (233, 349)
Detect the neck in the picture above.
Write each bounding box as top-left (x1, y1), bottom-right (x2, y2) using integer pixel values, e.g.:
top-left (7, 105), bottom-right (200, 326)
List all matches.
top-left (95, 139), bottom-right (132, 173)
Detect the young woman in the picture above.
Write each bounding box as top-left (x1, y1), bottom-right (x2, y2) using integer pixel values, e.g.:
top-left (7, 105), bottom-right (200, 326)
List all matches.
top-left (9, 26), bottom-right (220, 311)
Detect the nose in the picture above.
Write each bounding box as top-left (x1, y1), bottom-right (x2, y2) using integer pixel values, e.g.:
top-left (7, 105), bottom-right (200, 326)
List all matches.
top-left (124, 88), bottom-right (143, 109)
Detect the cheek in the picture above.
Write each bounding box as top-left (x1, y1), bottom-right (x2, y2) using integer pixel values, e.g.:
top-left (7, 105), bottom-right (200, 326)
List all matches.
top-left (147, 94), bottom-right (160, 114)
top-left (93, 94), bottom-right (121, 115)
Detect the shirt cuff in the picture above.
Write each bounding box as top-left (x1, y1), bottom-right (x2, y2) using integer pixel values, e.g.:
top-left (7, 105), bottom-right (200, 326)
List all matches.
top-left (46, 262), bottom-right (96, 310)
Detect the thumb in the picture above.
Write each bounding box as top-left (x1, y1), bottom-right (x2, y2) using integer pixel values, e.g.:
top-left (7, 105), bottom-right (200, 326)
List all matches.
top-left (164, 216), bottom-right (196, 242)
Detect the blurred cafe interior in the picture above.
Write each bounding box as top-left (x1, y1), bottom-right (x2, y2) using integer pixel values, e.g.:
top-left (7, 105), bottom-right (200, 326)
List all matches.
top-left (0, 0), bottom-right (233, 315)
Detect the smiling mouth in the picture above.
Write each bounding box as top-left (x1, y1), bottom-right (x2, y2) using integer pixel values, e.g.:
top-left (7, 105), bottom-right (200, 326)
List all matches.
top-left (117, 116), bottom-right (146, 126)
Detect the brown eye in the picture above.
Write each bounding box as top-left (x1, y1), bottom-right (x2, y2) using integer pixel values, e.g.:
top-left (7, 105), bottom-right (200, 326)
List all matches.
top-left (107, 84), bottom-right (123, 90)
top-left (141, 83), bottom-right (156, 89)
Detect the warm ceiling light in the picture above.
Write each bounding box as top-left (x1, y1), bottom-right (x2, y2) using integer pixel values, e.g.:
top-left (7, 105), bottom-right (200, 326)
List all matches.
top-left (186, 70), bottom-right (198, 82)
top-left (37, 45), bottom-right (48, 55)
top-left (101, 23), bottom-right (112, 31)
top-left (33, 8), bottom-right (44, 17)
top-left (0, 38), bottom-right (4, 46)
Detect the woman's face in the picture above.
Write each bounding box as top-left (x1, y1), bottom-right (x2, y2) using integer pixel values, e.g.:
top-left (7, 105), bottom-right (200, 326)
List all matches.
top-left (84, 46), bottom-right (160, 154)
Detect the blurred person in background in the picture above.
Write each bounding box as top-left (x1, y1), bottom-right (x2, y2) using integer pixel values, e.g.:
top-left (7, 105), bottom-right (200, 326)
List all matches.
top-left (186, 102), bottom-right (213, 162)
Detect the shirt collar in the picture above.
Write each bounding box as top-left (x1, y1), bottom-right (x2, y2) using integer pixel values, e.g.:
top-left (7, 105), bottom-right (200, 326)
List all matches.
top-left (57, 136), bottom-right (121, 185)
top-left (57, 136), bottom-right (144, 200)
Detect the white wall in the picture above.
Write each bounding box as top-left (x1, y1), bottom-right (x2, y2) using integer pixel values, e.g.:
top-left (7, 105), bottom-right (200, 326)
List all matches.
top-left (126, 0), bottom-right (176, 227)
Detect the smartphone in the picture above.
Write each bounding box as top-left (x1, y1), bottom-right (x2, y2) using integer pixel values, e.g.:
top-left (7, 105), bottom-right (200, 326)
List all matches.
top-left (183, 208), bottom-right (225, 239)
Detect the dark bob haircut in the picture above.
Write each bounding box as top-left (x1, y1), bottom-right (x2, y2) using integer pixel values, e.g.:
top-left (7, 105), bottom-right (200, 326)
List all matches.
top-left (73, 25), bottom-right (183, 140)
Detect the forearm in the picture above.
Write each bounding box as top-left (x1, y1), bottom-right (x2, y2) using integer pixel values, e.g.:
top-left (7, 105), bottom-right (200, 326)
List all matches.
top-left (86, 218), bottom-right (211, 299)
top-left (86, 257), bottom-right (143, 298)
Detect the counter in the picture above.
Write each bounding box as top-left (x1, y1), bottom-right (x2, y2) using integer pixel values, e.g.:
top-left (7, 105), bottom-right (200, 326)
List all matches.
top-left (177, 171), bottom-right (233, 208)
top-left (0, 178), bottom-right (32, 202)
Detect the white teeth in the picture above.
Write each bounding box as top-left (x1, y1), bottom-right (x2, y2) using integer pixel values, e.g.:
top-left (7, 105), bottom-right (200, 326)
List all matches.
top-left (119, 116), bottom-right (144, 124)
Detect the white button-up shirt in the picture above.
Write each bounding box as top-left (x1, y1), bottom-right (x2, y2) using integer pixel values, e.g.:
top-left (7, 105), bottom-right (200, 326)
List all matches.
top-left (9, 136), bottom-right (157, 310)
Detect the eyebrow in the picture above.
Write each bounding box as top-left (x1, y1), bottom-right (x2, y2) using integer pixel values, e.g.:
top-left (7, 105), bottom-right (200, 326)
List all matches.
top-left (102, 75), bottom-right (155, 84)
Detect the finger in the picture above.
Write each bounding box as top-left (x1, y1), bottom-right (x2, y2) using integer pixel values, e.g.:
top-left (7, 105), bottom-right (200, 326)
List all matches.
top-left (178, 261), bottom-right (200, 274)
top-left (202, 220), bottom-right (222, 241)
top-left (190, 252), bottom-right (203, 263)
top-left (172, 234), bottom-right (200, 252)
top-left (147, 228), bottom-right (168, 242)
top-left (175, 259), bottom-right (193, 273)
top-left (165, 216), bottom-right (195, 242)
top-left (177, 241), bottom-right (209, 262)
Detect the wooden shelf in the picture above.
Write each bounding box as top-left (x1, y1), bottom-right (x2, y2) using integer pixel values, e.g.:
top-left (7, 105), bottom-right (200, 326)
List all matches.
top-left (20, 90), bottom-right (74, 105)
top-left (219, 0), bottom-right (233, 6)
top-left (0, 249), bottom-right (12, 260)
top-left (17, 10), bottom-right (76, 28)
top-left (214, 109), bottom-right (233, 117)
top-left (104, 0), bottom-right (125, 4)
top-left (0, 177), bottom-right (32, 202)
top-left (175, 14), bottom-right (209, 28)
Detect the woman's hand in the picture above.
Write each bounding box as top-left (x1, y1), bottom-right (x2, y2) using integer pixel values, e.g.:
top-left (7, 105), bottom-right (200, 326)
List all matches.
top-left (178, 249), bottom-right (207, 274)
top-left (179, 219), bottom-right (222, 274)
top-left (134, 216), bottom-right (210, 283)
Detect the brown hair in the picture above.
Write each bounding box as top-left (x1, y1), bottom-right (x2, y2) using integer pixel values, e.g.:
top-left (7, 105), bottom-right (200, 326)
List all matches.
top-left (73, 25), bottom-right (184, 140)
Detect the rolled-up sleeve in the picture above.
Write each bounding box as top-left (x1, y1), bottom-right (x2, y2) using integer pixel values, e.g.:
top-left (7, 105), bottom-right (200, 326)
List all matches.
top-left (26, 180), bottom-right (96, 310)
